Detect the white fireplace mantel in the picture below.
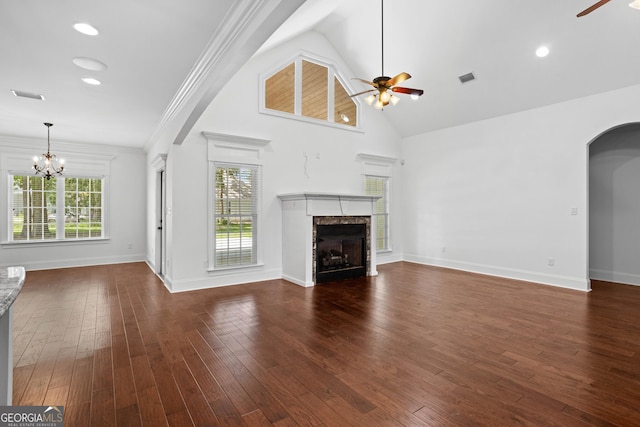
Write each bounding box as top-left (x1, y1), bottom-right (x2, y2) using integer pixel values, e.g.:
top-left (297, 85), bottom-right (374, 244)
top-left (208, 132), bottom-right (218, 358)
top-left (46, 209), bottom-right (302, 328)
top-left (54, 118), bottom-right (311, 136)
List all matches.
top-left (278, 193), bottom-right (380, 287)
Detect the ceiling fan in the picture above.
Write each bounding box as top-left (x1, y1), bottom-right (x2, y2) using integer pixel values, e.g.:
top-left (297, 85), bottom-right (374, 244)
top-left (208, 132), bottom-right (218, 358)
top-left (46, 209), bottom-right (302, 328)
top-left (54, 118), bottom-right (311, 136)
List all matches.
top-left (350, 0), bottom-right (424, 110)
top-left (578, 0), bottom-right (640, 17)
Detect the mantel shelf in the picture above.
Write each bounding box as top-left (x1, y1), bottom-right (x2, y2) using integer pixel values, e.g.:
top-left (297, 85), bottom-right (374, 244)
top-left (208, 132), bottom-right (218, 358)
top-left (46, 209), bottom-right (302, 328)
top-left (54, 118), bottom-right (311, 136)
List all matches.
top-left (277, 192), bottom-right (380, 202)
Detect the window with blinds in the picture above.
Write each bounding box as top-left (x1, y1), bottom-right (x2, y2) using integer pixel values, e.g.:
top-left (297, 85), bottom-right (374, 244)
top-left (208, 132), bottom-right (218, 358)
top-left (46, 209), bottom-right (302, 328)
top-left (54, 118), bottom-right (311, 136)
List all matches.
top-left (213, 164), bottom-right (259, 268)
top-left (365, 175), bottom-right (390, 251)
top-left (10, 174), bottom-right (104, 242)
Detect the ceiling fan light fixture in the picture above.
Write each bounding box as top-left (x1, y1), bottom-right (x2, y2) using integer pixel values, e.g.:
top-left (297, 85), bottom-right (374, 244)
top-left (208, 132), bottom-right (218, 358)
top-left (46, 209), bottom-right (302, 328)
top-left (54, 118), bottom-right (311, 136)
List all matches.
top-left (350, 0), bottom-right (423, 110)
top-left (379, 90), bottom-right (391, 103)
top-left (630, 0), bottom-right (640, 10)
top-left (410, 94), bottom-right (420, 100)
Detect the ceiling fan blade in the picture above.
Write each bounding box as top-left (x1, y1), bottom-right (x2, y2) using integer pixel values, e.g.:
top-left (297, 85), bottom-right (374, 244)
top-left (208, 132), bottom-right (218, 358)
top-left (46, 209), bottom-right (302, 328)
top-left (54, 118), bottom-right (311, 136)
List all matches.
top-left (392, 86), bottom-right (424, 97)
top-left (353, 78), bottom-right (376, 86)
top-left (387, 72), bottom-right (411, 87)
top-left (350, 89), bottom-right (376, 97)
top-left (577, 0), bottom-right (611, 17)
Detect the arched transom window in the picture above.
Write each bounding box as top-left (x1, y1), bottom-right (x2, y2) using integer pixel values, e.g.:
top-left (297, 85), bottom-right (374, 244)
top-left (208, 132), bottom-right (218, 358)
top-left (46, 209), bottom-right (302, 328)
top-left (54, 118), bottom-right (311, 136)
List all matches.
top-left (262, 55), bottom-right (358, 128)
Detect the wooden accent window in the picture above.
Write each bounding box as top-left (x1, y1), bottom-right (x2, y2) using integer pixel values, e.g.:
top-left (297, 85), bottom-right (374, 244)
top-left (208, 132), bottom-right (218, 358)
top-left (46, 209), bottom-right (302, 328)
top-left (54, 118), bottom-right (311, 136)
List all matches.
top-left (262, 55), bottom-right (358, 128)
top-left (265, 62), bottom-right (294, 114)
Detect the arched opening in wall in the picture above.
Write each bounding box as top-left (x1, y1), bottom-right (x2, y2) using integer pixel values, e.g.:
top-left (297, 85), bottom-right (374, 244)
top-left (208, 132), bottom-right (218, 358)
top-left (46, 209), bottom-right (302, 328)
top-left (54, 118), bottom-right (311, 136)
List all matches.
top-left (589, 122), bottom-right (640, 287)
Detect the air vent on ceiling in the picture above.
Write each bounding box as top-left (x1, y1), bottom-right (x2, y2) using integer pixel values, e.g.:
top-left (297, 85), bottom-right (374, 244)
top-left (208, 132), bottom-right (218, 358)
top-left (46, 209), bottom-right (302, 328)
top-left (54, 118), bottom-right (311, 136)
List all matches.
top-left (11, 89), bottom-right (45, 100)
top-left (458, 72), bottom-right (475, 84)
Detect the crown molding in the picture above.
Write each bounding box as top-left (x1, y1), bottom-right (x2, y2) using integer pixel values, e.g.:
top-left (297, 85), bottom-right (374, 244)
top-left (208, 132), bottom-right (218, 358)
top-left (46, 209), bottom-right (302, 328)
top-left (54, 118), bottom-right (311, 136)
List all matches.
top-left (145, 0), bottom-right (305, 153)
top-left (0, 134), bottom-right (144, 157)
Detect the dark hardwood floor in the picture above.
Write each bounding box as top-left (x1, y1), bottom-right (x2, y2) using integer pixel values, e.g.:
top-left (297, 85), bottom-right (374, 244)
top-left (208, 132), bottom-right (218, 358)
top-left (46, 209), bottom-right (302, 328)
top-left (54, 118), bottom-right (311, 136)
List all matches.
top-left (10, 261), bottom-right (640, 426)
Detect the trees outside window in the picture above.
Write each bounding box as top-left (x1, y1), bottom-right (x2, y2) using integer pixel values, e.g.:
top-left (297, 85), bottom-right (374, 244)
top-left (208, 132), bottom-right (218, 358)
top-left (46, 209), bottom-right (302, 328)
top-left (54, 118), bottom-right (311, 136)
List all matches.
top-left (10, 174), bottom-right (104, 242)
top-left (213, 164), bottom-right (259, 268)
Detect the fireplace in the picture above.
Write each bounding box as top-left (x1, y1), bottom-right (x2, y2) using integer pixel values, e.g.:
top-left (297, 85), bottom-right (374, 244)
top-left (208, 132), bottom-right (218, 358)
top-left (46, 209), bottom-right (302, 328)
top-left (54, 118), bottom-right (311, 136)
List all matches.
top-left (314, 217), bottom-right (369, 283)
top-left (278, 193), bottom-right (380, 287)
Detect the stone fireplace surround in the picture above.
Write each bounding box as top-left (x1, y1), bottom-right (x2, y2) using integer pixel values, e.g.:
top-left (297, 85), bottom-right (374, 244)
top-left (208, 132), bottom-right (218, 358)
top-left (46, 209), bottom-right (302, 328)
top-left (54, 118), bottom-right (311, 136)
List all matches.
top-left (278, 193), bottom-right (380, 287)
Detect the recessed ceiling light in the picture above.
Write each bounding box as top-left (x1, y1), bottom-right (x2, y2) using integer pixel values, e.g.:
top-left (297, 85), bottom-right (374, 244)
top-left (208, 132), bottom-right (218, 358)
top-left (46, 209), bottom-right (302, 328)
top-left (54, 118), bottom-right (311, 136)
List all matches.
top-left (72, 57), bottom-right (107, 71)
top-left (73, 22), bottom-right (99, 36)
top-left (536, 46), bottom-right (550, 58)
top-left (340, 114), bottom-right (350, 123)
top-left (81, 77), bottom-right (101, 85)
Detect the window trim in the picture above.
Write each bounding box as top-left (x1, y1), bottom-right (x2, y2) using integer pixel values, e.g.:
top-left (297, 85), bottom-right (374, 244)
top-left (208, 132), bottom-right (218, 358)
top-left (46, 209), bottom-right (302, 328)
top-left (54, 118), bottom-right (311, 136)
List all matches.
top-left (5, 173), bottom-right (108, 245)
top-left (259, 52), bottom-right (364, 133)
top-left (358, 153), bottom-right (397, 253)
top-left (208, 162), bottom-right (261, 271)
top-left (2, 148), bottom-right (112, 246)
top-left (365, 175), bottom-right (391, 252)
top-left (203, 132), bottom-right (269, 273)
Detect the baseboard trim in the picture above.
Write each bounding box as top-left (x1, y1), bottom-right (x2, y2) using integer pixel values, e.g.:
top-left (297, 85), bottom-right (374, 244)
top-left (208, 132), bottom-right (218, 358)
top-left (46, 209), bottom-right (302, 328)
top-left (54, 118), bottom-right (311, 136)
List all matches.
top-left (7, 254), bottom-right (146, 271)
top-left (169, 267), bottom-right (282, 293)
top-left (590, 269), bottom-right (640, 287)
top-left (403, 254), bottom-right (591, 292)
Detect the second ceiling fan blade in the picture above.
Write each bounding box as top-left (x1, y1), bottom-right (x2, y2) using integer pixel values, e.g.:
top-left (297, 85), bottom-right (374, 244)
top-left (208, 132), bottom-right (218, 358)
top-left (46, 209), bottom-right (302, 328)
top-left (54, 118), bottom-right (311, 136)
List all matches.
top-left (350, 89), bottom-right (376, 97)
top-left (353, 78), bottom-right (376, 86)
top-left (577, 0), bottom-right (611, 17)
top-left (387, 72), bottom-right (411, 87)
top-left (392, 87), bottom-right (424, 96)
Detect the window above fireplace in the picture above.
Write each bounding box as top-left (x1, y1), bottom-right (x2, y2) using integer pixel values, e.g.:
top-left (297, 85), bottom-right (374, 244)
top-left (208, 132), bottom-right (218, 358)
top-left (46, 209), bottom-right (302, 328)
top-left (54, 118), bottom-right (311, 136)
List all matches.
top-left (260, 52), bottom-right (361, 131)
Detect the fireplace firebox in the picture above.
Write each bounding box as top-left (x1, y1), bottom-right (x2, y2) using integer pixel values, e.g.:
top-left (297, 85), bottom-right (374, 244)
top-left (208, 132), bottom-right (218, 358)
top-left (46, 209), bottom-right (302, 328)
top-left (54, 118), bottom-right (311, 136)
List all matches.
top-left (314, 217), bottom-right (369, 283)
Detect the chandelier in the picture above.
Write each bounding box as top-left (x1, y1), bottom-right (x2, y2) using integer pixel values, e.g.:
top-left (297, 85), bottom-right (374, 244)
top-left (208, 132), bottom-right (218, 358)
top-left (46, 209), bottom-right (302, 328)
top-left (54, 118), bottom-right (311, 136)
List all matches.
top-left (33, 122), bottom-right (64, 180)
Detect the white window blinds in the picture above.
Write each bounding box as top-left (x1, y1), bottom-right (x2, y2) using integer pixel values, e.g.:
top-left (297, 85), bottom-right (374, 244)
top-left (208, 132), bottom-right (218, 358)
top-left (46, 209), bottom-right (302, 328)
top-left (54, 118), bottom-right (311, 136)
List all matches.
top-left (213, 164), bottom-right (259, 268)
top-left (365, 175), bottom-right (389, 251)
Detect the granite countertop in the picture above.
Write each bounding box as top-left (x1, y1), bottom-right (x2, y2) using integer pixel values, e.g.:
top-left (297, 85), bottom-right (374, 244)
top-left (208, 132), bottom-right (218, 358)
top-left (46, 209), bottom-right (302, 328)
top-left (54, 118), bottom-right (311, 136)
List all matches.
top-left (0, 267), bottom-right (25, 318)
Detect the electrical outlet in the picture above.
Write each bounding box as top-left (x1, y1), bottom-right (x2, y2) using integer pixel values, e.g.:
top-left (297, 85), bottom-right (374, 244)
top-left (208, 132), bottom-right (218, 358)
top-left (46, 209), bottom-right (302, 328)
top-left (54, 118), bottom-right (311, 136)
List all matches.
top-left (547, 257), bottom-right (555, 267)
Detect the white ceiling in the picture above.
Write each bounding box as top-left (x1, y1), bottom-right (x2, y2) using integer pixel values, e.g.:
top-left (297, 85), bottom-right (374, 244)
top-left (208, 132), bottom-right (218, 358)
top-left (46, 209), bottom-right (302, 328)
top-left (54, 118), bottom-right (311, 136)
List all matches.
top-left (2, 0), bottom-right (640, 150)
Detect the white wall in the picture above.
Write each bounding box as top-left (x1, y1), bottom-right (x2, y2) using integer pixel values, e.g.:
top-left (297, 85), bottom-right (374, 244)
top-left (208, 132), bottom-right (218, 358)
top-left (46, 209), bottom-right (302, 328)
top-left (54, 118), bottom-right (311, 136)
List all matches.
top-left (402, 83), bottom-right (640, 291)
top-left (589, 124), bottom-right (640, 286)
top-left (152, 31), bottom-right (404, 292)
top-left (0, 138), bottom-right (147, 270)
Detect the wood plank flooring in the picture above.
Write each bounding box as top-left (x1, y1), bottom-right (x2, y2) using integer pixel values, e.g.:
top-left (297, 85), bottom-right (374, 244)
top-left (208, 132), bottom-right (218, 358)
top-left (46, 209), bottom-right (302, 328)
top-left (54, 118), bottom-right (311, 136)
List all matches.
top-left (10, 261), bottom-right (640, 426)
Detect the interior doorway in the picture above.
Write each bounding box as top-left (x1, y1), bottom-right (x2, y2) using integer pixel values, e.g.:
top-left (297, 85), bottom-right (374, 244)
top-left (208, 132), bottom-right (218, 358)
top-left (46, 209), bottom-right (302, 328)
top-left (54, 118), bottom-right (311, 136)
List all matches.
top-left (589, 123), bottom-right (640, 287)
top-left (152, 154), bottom-right (167, 278)
top-left (156, 169), bottom-right (167, 277)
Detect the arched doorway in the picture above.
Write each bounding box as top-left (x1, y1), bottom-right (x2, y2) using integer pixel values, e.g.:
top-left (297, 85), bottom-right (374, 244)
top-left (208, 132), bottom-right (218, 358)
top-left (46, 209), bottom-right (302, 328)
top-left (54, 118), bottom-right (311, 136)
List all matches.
top-left (589, 123), bottom-right (640, 286)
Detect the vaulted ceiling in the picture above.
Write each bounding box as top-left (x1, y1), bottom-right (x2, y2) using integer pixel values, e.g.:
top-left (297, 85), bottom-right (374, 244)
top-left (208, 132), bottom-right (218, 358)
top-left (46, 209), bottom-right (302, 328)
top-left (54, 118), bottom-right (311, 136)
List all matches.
top-left (2, 0), bottom-right (640, 150)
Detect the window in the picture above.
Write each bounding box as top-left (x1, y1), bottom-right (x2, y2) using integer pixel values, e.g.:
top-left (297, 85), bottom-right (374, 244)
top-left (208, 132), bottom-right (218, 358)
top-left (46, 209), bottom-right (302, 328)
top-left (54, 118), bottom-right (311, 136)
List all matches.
top-left (365, 176), bottom-right (389, 251)
top-left (262, 54), bottom-right (358, 128)
top-left (213, 164), bottom-right (259, 268)
top-left (10, 174), bottom-right (104, 242)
